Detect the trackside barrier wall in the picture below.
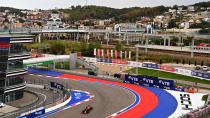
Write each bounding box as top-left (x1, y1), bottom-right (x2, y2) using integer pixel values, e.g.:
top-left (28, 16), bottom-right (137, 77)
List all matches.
top-left (45, 93), bottom-right (71, 113)
top-left (26, 55), bottom-right (210, 80)
top-left (93, 57), bottom-right (210, 80)
top-left (124, 74), bottom-right (184, 92)
top-left (19, 108), bottom-right (45, 118)
top-left (187, 105), bottom-right (210, 118)
top-left (174, 68), bottom-right (192, 76)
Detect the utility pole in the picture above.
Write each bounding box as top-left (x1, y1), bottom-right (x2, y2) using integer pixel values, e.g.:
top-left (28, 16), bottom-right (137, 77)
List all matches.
top-left (191, 38), bottom-right (194, 58)
top-left (136, 47), bottom-right (139, 74)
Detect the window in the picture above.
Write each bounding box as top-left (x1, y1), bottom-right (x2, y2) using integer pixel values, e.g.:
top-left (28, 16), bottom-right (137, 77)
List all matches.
top-left (8, 60), bottom-right (23, 70)
top-left (9, 43), bottom-right (23, 54)
top-left (6, 75), bottom-right (24, 86)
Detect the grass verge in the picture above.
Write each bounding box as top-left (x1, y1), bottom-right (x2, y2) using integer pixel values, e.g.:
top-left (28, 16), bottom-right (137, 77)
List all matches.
top-left (125, 67), bottom-right (210, 85)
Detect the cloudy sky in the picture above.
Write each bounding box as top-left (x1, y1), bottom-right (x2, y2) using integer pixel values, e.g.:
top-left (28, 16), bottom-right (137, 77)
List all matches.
top-left (0, 0), bottom-right (209, 10)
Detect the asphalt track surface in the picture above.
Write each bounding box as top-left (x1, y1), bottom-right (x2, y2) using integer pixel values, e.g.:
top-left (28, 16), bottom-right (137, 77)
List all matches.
top-left (25, 74), bottom-right (136, 118)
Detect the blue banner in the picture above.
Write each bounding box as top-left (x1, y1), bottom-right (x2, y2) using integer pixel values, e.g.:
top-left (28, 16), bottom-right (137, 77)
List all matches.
top-left (125, 74), bottom-right (174, 87)
top-left (124, 74), bottom-right (184, 91)
top-left (191, 71), bottom-right (210, 80)
top-left (97, 58), bottom-right (113, 63)
top-left (19, 109), bottom-right (45, 118)
top-left (50, 82), bottom-right (64, 90)
top-left (142, 63), bottom-right (158, 69)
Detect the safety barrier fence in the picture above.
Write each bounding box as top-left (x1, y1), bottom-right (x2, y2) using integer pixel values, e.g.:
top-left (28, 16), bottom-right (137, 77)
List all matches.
top-left (177, 102), bottom-right (210, 118)
top-left (0, 78), bottom-right (69, 118)
top-left (81, 57), bottom-right (210, 81)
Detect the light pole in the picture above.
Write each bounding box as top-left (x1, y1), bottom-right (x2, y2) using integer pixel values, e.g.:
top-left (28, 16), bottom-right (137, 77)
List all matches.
top-left (136, 46), bottom-right (139, 75)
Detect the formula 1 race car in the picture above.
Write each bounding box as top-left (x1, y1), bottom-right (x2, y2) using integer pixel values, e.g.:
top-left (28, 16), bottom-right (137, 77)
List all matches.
top-left (81, 105), bottom-right (93, 115)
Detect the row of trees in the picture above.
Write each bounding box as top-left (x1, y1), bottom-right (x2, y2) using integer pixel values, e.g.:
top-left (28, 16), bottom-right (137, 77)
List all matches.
top-left (60, 5), bottom-right (169, 23)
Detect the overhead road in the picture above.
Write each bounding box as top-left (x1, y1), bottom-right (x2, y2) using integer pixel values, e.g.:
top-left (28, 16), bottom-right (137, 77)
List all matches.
top-left (23, 54), bottom-right (99, 74)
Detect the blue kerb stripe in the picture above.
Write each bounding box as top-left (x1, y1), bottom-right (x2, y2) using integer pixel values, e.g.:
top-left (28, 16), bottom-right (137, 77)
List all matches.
top-left (37, 90), bottom-right (90, 118)
top-left (28, 69), bottom-right (64, 76)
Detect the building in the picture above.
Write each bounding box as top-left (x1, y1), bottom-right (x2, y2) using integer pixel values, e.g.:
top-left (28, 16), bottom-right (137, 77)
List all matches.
top-left (188, 6), bottom-right (195, 12)
top-left (0, 34), bottom-right (33, 103)
top-left (45, 12), bottom-right (64, 29)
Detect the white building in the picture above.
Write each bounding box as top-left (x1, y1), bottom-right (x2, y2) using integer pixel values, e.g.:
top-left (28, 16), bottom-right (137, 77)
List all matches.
top-left (45, 12), bottom-right (64, 29)
top-left (188, 6), bottom-right (195, 12)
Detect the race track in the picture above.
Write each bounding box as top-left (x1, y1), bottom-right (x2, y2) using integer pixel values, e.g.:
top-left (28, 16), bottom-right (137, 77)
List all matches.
top-left (27, 69), bottom-right (195, 118)
top-left (25, 74), bottom-right (136, 118)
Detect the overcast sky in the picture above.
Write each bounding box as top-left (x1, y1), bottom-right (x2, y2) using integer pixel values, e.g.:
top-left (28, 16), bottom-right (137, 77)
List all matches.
top-left (0, 0), bottom-right (209, 10)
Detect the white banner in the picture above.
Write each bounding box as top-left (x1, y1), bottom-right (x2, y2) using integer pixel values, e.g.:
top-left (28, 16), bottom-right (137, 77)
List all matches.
top-left (101, 49), bottom-right (104, 57)
top-left (84, 57), bottom-right (97, 63)
top-left (111, 50), bottom-right (113, 58)
top-left (129, 51), bottom-right (131, 60)
top-left (120, 51), bottom-right (122, 58)
top-left (94, 48), bottom-right (96, 56)
top-left (174, 68), bottom-right (192, 76)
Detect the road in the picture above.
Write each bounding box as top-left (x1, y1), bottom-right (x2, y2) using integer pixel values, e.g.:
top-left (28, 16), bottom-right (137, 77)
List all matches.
top-left (25, 74), bottom-right (135, 118)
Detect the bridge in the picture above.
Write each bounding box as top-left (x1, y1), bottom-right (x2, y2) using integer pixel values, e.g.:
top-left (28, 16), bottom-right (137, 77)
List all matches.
top-left (23, 54), bottom-right (99, 74)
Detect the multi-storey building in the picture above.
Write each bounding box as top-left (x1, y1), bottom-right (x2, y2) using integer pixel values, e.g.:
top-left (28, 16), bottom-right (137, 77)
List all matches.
top-left (0, 34), bottom-right (33, 103)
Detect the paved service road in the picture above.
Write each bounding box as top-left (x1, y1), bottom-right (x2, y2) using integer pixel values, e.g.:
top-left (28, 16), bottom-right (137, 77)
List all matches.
top-left (25, 74), bottom-right (135, 118)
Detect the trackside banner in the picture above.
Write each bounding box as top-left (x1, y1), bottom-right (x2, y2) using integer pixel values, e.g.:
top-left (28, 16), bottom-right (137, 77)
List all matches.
top-left (124, 74), bottom-right (184, 91)
top-left (125, 74), bottom-right (174, 87)
top-left (50, 82), bottom-right (64, 90)
top-left (191, 71), bottom-right (210, 80)
top-left (19, 108), bottom-right (45, 118)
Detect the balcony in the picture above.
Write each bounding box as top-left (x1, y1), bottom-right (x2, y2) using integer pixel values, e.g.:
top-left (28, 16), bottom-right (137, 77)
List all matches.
top-left (8, 50), bottom-right (30, 61)
top-left (7, 66), bottom-right (28, 77)
top-left (4, 82), bottom-right (26, 93)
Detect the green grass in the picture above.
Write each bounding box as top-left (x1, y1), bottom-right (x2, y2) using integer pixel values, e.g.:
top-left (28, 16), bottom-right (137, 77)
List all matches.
top-left (55, 62), bottom-right (70, 70)
top-left (125, 68), bottom-right (210, 85)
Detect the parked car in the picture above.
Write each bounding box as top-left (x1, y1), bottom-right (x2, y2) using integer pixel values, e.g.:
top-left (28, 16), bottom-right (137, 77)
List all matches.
top-left (114, 73), bottom-right (121, 78)
top-left (202, 66), bottom-right (208, 71)
top-left (195, 65), bottom-right (201, 70)
top-left (0, 101), bottom-right (4, 108)
top-left (88, 70), bottom-right (97, 76)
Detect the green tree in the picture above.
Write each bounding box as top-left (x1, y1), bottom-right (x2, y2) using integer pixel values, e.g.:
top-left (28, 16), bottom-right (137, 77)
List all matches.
top-left (159, 59), bottom-right (162, 65)
top-left (87, 42), bottom-right (101, 57)
top-left (182, 59), bottom-right (185, 65)
top-left (115, 44), bottom-right (124, 51)
top-left (168, 19), bottom-right (178, 28)
top-left (176, 59), bottom-right (179, 64)
top-left (81, 42), bottom-right (88, 56)
top-left (188, 61), bottom-right (191, 65)
top-left (201, 61), bottom-right (204, 66)
top-left (50, 41), bottom-right (65, 54)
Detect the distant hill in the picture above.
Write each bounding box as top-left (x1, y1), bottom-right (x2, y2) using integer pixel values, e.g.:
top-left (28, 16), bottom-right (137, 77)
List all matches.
top-left (59, 5), bottom-right (169, 23)
top-left (194, 1), bottom-right (210, 8)
top-left (58, 1), bottom-right (210, 23)
top-left (0, 1), bottom-right (209, 23)
top-left (0, 7), bottom-right (26, 16)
